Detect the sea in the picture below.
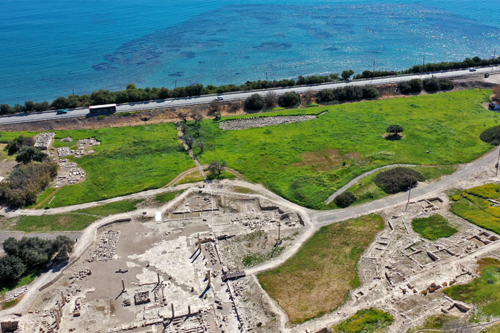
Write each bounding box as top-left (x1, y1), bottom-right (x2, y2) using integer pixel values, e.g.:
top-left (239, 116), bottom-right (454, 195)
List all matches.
top-left (1, 0), bottom-right (499, 105)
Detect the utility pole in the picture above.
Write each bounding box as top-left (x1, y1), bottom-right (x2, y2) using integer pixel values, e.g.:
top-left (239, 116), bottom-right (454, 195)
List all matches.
top-left (174, 79), bottom-right (177, 89)
top-left (496, 146), bottom-right (500, 176)
top-left (266, 71), bottom-right (268, 81)
top-left (72, 88), bottom-right (75, 96)
top-left (423, 55), bottom-right (426, 73)
top-left (405, 179), bottom-right (412, 211)
top-left (493, 48), bottom-right (497, 72)
top-left (372, 60), bottom-right (375, 81)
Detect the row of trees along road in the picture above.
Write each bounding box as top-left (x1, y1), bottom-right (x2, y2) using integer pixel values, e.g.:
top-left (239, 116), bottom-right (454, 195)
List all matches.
top-left (1, 55), bottom-right (497, 115)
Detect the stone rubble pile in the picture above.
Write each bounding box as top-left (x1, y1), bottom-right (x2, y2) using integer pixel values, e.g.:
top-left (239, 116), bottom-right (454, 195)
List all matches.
top-left (87, 230), bottom-right (120, 263)
top-left (56, 167), bottom-right (86, 187)
top-left (219, 115), bottom-right (317, 130)
top-left (68, 268), bottom-right (92, 282)
top-left (57, 147), bottom-right (72, 157)
top-left (59, 159), bottom-right (78, 168)
top-left (60, 137), bottom-right (73, 142)
top-left (34, 132), bottom-right (56, 150)
top-left (4, 285), bottom-right (28, 302)
top-left (78, 138), bottom-right (101, 146)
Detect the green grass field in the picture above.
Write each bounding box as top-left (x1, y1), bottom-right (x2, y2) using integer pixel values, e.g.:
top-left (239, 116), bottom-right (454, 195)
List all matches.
top-left (412, 214), bottom-right (458, 240)
top-left (258, 214), bottom-right (384, 324)
top-left (450, 184), bottom-right (500, 234)
top-left (444, 258), bottom-right (500, 322)
top-left (332, 308), bottom-right (394, 333)
top-left (197, 89), bottom-right (497, 209)
top-left (344, 165), bottom-right (456, 208)
top-left (155, 190), bottom-right (184, 203)
top-left (23, 124), bottom-right (193, 208)
top-left (6, 199), bottom-right (142, 232)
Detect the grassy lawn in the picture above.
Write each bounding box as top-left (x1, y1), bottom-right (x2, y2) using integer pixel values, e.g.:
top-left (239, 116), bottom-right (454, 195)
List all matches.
top-left (197, 89), bottom-right (497, 209)
top-left (408, 314), bottom-right (458, 332)
top-left (7, 199), bottom-right (142, 232)
top-left (258, 214), bottom-right (384, 324)
top-left (444, 258), bottom-right (500, 322)
top-left (332, 308), bottom-right (394, 333)
top-left (33, 123), bottom-right (193, 207)
top-left (155, 190), bottom-right (185, 203)
top-left (412, 214), bottom-right (458, 240)
top-left (450, 184), bottom-right (500, 234)
top-left (344, 165), bottom-right (456, 208)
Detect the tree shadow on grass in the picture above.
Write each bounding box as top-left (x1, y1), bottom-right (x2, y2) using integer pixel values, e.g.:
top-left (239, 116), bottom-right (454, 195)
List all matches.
top-left (384, 134), bottom-right (403, 141)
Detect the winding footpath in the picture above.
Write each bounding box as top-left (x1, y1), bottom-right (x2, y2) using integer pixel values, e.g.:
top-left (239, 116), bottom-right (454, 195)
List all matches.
top-left (1, 146), bottom-right (499, 325)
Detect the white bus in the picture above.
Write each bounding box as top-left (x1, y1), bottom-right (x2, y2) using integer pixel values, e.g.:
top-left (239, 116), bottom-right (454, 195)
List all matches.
top-left (88, 104), bottom-right (117, 114)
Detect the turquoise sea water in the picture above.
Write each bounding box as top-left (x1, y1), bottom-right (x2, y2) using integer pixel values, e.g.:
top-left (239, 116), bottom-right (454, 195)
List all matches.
top-left (1, 0), bottom-right (499, 105)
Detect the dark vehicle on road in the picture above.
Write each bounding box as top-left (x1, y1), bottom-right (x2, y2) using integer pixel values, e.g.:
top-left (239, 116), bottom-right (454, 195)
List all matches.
top-left (56, 109), bottom-right (68, 114)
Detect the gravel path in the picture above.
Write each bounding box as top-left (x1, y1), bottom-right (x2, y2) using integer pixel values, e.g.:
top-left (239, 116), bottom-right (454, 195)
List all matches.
top-left (324, 164), bottom-right (417, 204)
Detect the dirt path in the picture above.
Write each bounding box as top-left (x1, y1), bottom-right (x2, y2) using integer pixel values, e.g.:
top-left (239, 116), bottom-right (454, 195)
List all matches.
top-left (324, 164), bottom-right (417, 204)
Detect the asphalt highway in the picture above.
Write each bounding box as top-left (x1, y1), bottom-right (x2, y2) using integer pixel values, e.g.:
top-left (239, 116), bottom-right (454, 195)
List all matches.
top-left (1, 67), bottom-right (498, 125)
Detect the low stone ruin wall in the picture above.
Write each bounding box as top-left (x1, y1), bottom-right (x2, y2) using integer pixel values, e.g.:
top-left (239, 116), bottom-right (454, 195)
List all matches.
top-left (219, 115), bottom-right (317, 130)
top-left (34, 132), bottom-right (55, 150)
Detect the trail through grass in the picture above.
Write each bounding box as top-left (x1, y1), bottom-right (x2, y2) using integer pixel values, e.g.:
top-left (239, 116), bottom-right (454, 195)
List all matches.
top-left (8, 199), bottom-right (142, 232)
top-left (198, 89), bottom-right (497, 209)
top-left (37, 124), bottom-right (193, 207)
top-left (258, 214), bottom-right (384, 324)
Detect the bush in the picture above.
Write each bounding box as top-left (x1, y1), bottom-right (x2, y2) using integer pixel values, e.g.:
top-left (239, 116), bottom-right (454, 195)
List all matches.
top-left (374, 167), bottom-right (425, 194)
top-left (5, 135), bottom-right (35, 155)
top-left (334, 192), bottom-right (356, 208)
top-left (423, 78), bottom-right (454, 92)
top-left (386, 124), bottom-right (404, 135)
top-left (480, 125), bottom-right (500, 146)
top-left (0, 161), bottom-right (59, 207)
top-left (15, 146), bottom-right (47, 164)
top-left (362, 85), bottom-right (380, 99)
top-left (398, 82), bottom-right (412, 94)
top-left (0, 236), bottom-right (74, 281)
top-left (409, 79), bottom-right (423, 93)
top-left (278, 91), bottom-right (302, 108)
top-left (244, 93), bottom-right (264, 110)
top-left (0, 104), bottom-right (13, 115)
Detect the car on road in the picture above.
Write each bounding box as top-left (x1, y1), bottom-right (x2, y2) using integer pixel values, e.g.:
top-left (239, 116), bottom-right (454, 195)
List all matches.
top-left (56, 109), bottom-right (68, 114)
top-left (217, 96), bottom-right (224, 100)
top-left (469, 68), bottom-right (477, 72)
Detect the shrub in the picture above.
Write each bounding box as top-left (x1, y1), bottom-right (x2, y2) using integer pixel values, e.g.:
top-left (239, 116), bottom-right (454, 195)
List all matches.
top-left (15, 146), bottom-right (47, 164)
top-left (0, 104), bottom-right (13, 115)
top-left (386, 124), bottom-right (404, 135)
top-left (362, 85), bottom-right (380, 99)
top-left (244, 93), bottom-right (264, 110)
top-left (423, 77), bottom-right (440, 92)
top-left (374, 167), bottom-right (425, 194)
top-left (334, 192), bottom-right (356, 208)
top-left (278, 91), bottom-right (302, 108)
top-left (0, 161), bottom-right (59, 207)
top-left (5, 135), bottom-right (35, 155)
top-left (398, 81), bottom-right (412, 94)
top-left (409, 79), bottom-right (423, 93)
top-left (480, 125), bottom-right (500, 146)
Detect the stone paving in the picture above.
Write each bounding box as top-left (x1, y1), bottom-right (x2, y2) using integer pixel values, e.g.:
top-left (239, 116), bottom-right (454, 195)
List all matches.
top-left (219, 115), bottom-right (317, 130)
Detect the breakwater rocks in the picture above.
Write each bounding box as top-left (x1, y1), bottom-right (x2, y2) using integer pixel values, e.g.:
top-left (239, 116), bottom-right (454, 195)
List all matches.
top-left (219, 115), bottom-right (317, 130)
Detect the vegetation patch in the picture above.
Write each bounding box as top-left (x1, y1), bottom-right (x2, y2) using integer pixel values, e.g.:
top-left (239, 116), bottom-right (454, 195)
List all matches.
top-left (36, 124), bottom-right (194, 208)
top-left (198, 90), bottom-right (494, 209)
top-left (444, 258), bottom-right (500, 321)
top-left (258, 214), bottom-right (384, 324)
top-left (7, 199), bottom-right (142, 232)
top-left (481, 125), bottom-right (500, 146)
top-left (408, 314), bottom-right (458, 332)
top-left (374, 167), bottom-right (424, 194)
top-left (450, 185), bottom-right (500, 234)
top-left (332, 308), bottom-right (394, 333)
top-left (334, 192), bottom-right (356, 208)
top-left (412, 214), bottom-right (458, 240)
